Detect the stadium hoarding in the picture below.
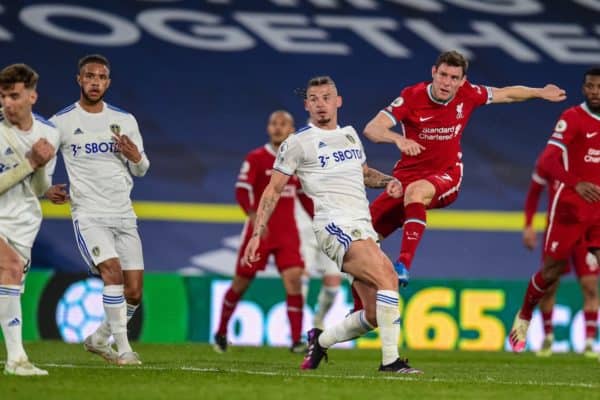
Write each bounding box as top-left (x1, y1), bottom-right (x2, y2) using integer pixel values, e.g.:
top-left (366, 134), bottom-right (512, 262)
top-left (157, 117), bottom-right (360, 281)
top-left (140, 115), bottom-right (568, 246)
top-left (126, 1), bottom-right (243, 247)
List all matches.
top-left (4, 271), bottom-right (598, 354)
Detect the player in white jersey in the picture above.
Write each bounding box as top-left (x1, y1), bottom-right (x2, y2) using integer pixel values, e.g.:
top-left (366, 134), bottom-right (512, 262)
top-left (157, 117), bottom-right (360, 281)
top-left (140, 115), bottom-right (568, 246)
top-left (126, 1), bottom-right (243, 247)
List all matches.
top-left (294, 198), bottom-right (342, 329)
top-left (0, 64), bottom-right (58, 376)
top-left (243, 76), bottom-right (421, 373)
top-left (46, 55), bottom-right (148, 365)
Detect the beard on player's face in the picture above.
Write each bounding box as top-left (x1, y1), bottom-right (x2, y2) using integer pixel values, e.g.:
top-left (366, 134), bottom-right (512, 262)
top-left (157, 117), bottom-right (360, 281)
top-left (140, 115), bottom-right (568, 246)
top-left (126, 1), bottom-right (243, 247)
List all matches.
top-left (81, 87), bottom-right (105, 105)
top-left (586, 99), bottom-right (600, 113)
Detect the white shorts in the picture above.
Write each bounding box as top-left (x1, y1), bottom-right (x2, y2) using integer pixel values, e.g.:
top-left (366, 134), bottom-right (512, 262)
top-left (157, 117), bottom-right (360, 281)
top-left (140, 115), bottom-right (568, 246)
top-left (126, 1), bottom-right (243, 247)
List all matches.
top-left (300, 231), bottom-right (342, 277)
top-left (0, 235), bottom-right (31, 292)
top-left (72, 217), bottom-right (144, 275)
top-left (314, 220), bottom-right (378, 272)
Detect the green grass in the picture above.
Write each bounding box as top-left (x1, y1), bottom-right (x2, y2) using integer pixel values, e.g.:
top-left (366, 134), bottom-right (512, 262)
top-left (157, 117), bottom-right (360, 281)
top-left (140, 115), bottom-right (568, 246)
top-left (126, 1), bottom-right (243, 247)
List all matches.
top-left (1, 342), bottom-right (599, 400)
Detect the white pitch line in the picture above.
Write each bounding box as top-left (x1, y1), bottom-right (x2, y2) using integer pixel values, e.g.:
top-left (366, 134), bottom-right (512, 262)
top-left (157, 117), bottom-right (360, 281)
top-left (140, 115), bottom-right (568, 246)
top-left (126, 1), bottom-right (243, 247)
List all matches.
top-left (11, 362), bottom-right (596, 389)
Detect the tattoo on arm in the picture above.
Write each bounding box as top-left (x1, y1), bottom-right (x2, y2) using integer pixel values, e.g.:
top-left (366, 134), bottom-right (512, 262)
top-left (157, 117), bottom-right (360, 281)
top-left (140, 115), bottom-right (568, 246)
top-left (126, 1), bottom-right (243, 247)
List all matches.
top-left (252, 190), bottom-right (280, 237)
top-left (363, 167), bottom-right (394, 188)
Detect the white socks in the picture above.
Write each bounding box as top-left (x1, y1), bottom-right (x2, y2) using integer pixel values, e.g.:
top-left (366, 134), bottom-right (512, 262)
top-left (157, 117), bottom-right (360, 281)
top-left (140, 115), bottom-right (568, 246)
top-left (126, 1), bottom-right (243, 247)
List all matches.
top-left (376, 290), bottom-right (400, 365)
top-left (101, 285), bottom-right (132, 355)
top-left (313, 285), bottom-right (340, 328)
top-left (0, 285), bottom-right (27, 362)
top-left (318, 309), bottom-right (374, 348)
top-left (93, 302), bottom-right (139, 344)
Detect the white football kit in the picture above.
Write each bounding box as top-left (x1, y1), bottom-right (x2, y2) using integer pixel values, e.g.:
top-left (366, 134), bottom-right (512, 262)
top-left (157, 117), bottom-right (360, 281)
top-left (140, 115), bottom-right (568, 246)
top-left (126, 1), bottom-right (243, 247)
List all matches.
top-left (50, 102), bottom-right (149, 273)
top-left (274, 123), bottom-right (377, 270)
top-left (0, 112), bottom-right (59, 266)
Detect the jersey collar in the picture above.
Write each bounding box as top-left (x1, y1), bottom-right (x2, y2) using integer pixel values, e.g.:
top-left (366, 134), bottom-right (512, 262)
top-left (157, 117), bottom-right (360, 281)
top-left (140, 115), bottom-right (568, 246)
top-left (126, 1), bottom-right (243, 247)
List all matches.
top-left (581, 102), bottom-right (600, 121)
top-left (264, 143), bottom-right (277, 156)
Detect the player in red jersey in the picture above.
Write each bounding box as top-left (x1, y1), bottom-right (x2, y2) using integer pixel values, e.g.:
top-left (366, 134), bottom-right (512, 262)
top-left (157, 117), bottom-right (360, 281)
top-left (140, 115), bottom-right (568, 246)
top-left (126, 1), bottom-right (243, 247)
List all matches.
top-left (509, 67), bottom-right (600, 354)
top-left (214, 110), bottom-right (312, 354)
top-left (522, 166), bottom-right (599, 357)
top-left (363, 50), bottom-right (566, 285)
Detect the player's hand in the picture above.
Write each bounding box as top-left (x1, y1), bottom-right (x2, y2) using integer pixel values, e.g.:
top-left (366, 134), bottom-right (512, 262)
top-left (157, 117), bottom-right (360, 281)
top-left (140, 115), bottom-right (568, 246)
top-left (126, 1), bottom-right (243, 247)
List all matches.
top-left (386, 178), bottom-right (403, 198)
top-left (27, 138), bottom-right (55, 169)
top-left (539, 84), bottom-right (567, 102)
top-left (45, 183), bottom-right (69, 204)
top-left (522, 226), bottom-right (537, 250)
top-left (395, 137), bottom-right (425, 157)
top-left (113, 133), bottom-right (142, 163)
top-left (242, 235), bottom-right (261, 267)
top-left (575, 181), bottom-right (600, 203)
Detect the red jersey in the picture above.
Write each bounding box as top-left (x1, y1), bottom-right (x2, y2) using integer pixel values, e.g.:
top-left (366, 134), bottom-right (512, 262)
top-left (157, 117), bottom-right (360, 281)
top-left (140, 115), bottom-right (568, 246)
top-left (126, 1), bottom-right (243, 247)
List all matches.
top-left (546, 103), bottom-right (600, 187)
top-left (382, 81), bottom-right (492, 179)
top-left (235, 144), bottom-right (300, 233)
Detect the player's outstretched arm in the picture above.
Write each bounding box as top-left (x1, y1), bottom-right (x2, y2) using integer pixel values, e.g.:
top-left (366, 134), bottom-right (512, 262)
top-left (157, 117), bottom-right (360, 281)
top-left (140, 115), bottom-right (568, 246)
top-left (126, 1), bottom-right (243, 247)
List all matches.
top-left (364, 113), bottom-right (425, 156)
top-left (242, 170), bottom-right (291, 266)
top-left (491, 84), bottom-right (566, 104)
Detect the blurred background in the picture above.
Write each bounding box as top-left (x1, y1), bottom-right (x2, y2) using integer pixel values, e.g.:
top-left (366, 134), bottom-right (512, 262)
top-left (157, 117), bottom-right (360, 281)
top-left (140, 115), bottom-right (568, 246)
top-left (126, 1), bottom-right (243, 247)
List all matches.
top-left (3, 0), bottom-right (600, 351)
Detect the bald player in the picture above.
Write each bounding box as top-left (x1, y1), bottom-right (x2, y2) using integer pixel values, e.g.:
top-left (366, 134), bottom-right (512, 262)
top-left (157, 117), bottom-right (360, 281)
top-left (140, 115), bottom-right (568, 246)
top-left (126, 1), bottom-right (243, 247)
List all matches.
top-left (213, 110), bottom-right (313, 353)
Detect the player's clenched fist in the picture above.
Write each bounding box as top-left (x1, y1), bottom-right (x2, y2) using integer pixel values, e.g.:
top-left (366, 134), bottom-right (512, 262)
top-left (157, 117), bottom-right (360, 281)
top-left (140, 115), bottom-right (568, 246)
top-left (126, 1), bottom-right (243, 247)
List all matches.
top-left (27, 138), bottom-right (55, 169)
top-left (113, 133), bottom-right (141, 163)
top-left (386, 178), bottom-right (403, 199)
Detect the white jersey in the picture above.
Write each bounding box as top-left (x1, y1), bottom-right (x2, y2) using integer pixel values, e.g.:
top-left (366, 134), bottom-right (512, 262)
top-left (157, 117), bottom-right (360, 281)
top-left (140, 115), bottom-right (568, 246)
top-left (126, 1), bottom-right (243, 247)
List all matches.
top-left (0, 113), bottom-right (59, 248)
top-left (274, 123), bottom-right (371, 227)
top-left (50, 102), bottom-right (148, 219)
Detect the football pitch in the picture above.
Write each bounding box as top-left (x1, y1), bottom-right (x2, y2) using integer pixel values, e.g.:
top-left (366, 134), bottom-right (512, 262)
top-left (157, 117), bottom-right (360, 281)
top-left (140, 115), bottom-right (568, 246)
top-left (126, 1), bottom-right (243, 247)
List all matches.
top-left (1, 342), bottom-right (599, 400)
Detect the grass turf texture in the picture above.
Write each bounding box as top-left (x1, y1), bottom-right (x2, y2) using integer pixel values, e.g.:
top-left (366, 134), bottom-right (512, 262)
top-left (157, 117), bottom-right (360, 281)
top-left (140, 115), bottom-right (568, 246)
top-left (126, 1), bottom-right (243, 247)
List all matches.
top-left (1, 342), bottom-right (599, 399)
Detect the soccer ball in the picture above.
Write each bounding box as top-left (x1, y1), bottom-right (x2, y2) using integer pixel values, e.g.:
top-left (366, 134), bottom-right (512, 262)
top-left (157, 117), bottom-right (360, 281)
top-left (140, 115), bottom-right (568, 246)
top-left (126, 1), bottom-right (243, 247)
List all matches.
top-left (56, 277), bottom-right (105, 343)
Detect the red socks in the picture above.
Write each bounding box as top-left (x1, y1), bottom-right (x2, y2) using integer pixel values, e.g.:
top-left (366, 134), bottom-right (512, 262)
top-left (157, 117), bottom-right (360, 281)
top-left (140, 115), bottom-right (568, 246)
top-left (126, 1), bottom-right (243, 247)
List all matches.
top-left (217, 288), bottom-right (241, 335)
top-left (398, 202), bottom-right (427, 269)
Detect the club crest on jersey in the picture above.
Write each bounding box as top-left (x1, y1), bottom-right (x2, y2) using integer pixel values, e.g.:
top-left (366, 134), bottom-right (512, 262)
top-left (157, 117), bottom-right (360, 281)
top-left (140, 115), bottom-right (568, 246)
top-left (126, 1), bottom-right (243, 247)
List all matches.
top-left (351, 229), bottom-right (362, 239)
top-left (456, 102), bottom-right (464, 119)
top-left (92, 246), bottom-right (101, 257)
top-left (110, 124), bottom-right (121, 135)
top-left (345, 134), bottom-right (356, 144)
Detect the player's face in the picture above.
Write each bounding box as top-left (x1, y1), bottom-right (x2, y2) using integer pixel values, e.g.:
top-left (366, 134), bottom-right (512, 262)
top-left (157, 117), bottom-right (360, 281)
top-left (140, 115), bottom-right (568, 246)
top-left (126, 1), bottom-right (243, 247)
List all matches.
top-left (304, 84), bottom-right (342, 128)
top-left (267, 113), bottom-right (295, 146)
top-left (0, 82), bottom-right (37, 126)
top-left (431, 63), bottom-right (466, 101)
top-left (583, 74), bottom-right (600, 113)
top-left (78, 63), bottom-right (110, 104)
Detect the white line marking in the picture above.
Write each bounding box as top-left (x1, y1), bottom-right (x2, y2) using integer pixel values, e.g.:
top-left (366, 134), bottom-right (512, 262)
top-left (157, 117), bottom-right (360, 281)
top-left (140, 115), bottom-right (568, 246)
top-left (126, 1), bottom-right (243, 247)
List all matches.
top-left (2, 362), bottom-right (594, 388)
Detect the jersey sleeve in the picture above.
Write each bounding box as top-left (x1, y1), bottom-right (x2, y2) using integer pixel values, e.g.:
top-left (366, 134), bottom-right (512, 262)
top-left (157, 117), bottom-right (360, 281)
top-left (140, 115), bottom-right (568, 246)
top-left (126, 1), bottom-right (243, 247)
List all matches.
top-left (380, 87), bottom-right (410, 126)
top-left (465, 82), bottom-right (493, 107)
top-left (523, 171), bottom-right (546, 228)
top-left (546, 109), bottom-right (579, 150)
top-left (125, 115), bottom-right (150, 177)
top-left (234, 152), bottom-right (259, 213)
top-left (273, 135), bottom-right (303, 176)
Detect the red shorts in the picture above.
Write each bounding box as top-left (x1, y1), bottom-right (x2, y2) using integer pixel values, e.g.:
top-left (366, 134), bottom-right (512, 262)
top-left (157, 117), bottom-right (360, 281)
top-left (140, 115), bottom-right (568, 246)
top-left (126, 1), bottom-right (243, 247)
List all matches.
top-left (235, 222), bottom-right (304, 279)
top-left (370, 162), bottom-right (463, 237)
top-left (544, 187), bottom-right (600, 262)
top-left (569, 240), bottom-right (600, 277)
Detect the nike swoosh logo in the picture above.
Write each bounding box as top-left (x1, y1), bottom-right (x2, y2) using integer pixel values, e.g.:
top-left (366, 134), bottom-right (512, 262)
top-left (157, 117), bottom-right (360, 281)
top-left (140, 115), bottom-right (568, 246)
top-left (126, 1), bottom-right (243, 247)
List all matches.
top-left (419, 116), bottom-right (433, 122)
top-left (586, 132), bottom-right (598, 138)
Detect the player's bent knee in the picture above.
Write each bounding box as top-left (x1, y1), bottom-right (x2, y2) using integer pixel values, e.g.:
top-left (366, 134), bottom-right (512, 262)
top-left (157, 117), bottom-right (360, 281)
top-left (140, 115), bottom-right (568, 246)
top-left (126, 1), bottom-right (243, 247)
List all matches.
top-left (124, 286), bottom-right (142, 305)
top-left (98, 258), bottom-right (124, 285)
top-left (0, 259), bottom-right (23, 283)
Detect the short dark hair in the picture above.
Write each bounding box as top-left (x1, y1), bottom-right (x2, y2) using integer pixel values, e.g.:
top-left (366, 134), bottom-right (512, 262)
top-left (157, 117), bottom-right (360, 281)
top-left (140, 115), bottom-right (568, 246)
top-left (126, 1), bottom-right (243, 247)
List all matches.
top-left (584, 66), bottom-right (600, 81)
top-left (0, 63), bottom-right (39, 90)
top-left (435, 50), bottom-right (469, 76)
top-left (78, 54), bottom-right (110, 72)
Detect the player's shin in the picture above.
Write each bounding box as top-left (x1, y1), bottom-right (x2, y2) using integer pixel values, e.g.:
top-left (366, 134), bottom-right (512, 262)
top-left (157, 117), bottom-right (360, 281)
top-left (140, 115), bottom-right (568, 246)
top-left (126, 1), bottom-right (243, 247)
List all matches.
top-left (520, 271), bottom-right (549, 320)
top-left (287, 294), bottom-right (304, 344)
top-left (398, 203), bottom-right (427, 269)
top-left (376, 290), bottom-right (400, 366)
top-left (313, 285), bottom-right (339, 329)
top-left (0, 285), bottom-right (27, 362)
top-left (102, 285), bottom-right (132, 355)
top-left (318, 310), bottom-right (374, 348)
